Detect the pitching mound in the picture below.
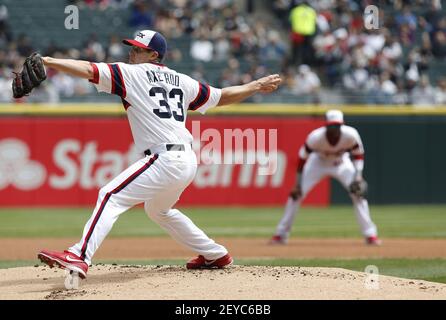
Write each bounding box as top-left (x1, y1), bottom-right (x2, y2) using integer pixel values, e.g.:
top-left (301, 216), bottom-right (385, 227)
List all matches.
top-left (1, 265), bottom-right (445, 300)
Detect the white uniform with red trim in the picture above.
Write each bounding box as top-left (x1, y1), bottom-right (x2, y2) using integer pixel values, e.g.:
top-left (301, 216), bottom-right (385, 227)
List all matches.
top-left (274, 124), bottom-right (378, 240)
top-left (90, 61), bottom-right (215, 152)
top-left (69, 61), bottom-right (228, 264)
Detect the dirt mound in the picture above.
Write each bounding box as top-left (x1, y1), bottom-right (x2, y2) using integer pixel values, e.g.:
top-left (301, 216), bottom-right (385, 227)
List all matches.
top-left (1, 265), bottom-right (445, 300)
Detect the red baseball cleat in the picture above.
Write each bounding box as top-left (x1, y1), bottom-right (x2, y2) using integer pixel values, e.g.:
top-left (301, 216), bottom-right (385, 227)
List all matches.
top-left (186, 254), bottom-right (233, 269)
top-left (365, 236), bottom-right (382, 246)
top-left (268, 235), bottom-right (287, 245)
top-left (38, 249), bottom-right (88, 279)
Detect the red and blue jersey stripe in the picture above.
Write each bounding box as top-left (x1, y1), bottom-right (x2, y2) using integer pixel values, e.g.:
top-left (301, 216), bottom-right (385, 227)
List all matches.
top-left (108, 64), bottom-right (126, 98)
top-left (121, 97), bottom-right (131, 111)
top-left (189, 82), bottom-right (210, 110)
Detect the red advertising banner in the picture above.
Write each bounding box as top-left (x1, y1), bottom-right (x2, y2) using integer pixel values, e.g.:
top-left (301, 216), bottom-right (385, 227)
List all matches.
top-left (0, 116), bottom-right (328, 206)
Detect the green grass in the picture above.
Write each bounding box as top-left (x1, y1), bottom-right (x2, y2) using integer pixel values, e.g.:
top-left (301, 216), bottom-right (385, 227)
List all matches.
top-left (0, 205), bottom-right (445, 238)
top-left (2, 258), bottom-right (446, 284)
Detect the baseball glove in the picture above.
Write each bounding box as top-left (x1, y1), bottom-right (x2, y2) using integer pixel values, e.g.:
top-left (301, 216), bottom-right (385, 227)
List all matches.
top-left (12, 53), bottom-right (47, 99)
top-left (289, 185), bottom-right (302, 200)
top-left (349, 179), bottom-right (368, 197)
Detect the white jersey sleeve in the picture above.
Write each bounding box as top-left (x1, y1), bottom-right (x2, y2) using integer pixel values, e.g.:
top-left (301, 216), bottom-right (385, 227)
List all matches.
top-left (348, 127), bottom-right (365, 172)
top-left (348, 128), bottom-right (365, 157)
top-left (298, 143), bottom-right (311, 160)
top-left (89, 62), bottom-right (130, 98)
top-left (182, 75), bottom-right (222, 114)
top-left (298, 129), bottom-right (318, 159)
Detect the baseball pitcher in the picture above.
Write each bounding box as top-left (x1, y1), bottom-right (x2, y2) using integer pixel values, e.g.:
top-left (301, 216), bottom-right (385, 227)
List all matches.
top-left (12, 30), bottom-right (282, 278)
top-left (269, 110), bottom-right (381, 246)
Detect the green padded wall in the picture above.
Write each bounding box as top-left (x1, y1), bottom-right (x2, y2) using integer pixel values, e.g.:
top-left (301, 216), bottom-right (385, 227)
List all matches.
top-left (331, 116), bottom-right (446, 204)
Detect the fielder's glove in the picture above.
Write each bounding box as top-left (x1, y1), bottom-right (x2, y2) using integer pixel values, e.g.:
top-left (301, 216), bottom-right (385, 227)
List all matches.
top-left (349, 179), bottom-right (368, 198)
top-left (289, 184), bottom-right (302, 200)
top-left (12, 52), bottom-right (47, 99)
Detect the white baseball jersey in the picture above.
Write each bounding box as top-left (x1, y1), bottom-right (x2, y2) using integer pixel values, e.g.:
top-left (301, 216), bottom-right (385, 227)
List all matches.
top-left (298, 125), bottom-right (365, 168)
top-left (69, 61), bottom-right (229, 265)
top-left (274, 124), bottom-right (378, 240)
top-left (89, 62), bottom-right (221, 153)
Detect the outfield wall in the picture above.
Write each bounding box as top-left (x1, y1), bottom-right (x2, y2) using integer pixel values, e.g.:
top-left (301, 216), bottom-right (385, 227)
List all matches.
top-left (332, 115), bottom-right (446, 204)
top-left (0, 104), bottom-right (444, 206)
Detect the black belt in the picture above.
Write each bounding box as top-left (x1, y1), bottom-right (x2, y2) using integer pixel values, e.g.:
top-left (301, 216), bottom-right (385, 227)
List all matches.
top-left (144, 144), bottom-right (185, 156)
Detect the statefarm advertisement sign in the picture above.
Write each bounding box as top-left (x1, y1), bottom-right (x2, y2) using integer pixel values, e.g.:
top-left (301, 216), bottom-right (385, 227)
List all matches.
top-left (0, 116), bottom-right (328, 206)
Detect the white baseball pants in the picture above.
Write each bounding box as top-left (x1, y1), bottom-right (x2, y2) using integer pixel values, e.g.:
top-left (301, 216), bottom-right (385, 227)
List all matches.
top-left (275, 153), bottom-right (378, 239)
top-left (69, 144), bottom-right (228, 265)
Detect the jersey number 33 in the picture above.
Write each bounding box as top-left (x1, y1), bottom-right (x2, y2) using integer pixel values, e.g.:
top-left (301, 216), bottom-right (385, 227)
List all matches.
top-left (149, 87), bottom-right (184, 122)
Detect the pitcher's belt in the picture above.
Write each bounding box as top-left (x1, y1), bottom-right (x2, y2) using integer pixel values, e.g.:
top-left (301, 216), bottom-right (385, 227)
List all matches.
top-left (144, 144), bottom-right (187, 156)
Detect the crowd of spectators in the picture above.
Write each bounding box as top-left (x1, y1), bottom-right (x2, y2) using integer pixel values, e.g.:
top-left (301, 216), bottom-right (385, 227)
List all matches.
top-left (274, 0), bottom-right (446, 105)
top-left (1, 0), bottom-right (446, 105)
top-left (0, 0), bottom-right (287, 103)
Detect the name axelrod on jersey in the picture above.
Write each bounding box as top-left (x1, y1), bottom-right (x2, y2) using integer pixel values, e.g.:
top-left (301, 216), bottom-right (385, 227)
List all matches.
top-left (146, 70), bottom-right (179, 86)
